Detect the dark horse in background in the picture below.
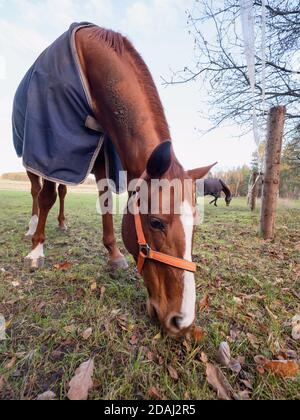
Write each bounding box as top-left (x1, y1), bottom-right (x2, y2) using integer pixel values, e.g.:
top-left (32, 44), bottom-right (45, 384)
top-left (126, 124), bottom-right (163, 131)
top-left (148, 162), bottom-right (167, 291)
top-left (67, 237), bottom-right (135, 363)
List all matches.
top-left (204, 179), bottom-right (232, 207)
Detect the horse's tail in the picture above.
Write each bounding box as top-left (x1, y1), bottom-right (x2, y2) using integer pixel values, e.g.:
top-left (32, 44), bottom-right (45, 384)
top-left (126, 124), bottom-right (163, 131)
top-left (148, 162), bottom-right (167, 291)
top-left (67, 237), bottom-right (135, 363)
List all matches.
top-left (219, 179), bottom-right (232, 198)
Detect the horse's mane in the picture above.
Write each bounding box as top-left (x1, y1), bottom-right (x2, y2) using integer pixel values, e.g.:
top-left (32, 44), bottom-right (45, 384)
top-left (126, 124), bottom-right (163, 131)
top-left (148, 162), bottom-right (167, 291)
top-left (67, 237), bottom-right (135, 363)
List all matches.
top-left (88, 26), bottom-right (171, 141)
top-left (219, 179), bottom-right (232, 198)
top-left (88, 27), bottom-right (125, 55)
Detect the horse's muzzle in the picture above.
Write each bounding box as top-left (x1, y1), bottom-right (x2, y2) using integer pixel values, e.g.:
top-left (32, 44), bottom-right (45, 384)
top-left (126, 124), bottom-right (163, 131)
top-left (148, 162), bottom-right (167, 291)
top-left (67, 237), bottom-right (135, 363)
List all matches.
top-left (147, 301), bottom-right (193, 338)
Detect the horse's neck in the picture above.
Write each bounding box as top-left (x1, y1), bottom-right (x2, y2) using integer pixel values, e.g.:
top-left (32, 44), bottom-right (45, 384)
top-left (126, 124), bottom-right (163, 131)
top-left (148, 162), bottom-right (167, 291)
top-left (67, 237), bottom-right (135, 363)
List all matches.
top-left (222, 185), bottom-right (231, 198)
top-left (77, 35), bottom-right (170, 179)
top-left (223, 189), bottom-right (229, 198)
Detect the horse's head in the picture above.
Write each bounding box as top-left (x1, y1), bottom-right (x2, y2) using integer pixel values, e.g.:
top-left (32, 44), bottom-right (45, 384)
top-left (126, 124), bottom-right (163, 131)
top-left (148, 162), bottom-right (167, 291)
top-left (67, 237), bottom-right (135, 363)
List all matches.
top-left (225, 196), bottom-right (232, 206)
top-left (122, 142), bottom-right (216, 337)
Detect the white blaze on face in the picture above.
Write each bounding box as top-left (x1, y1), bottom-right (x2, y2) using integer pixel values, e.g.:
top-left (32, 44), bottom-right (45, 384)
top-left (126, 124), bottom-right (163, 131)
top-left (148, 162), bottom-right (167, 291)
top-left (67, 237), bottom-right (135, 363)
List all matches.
top-left (179, 201), bottom-right (196, 329)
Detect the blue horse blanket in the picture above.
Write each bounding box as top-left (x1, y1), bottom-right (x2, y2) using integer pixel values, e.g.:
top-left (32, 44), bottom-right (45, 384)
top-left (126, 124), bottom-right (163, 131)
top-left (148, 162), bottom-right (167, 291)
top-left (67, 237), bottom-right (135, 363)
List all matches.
top-left (12, 22), bottom-right (126, 191)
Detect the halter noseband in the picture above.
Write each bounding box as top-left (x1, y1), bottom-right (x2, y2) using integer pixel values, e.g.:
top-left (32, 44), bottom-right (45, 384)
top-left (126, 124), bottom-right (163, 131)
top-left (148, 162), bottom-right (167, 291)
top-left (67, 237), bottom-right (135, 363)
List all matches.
top-left (132, 196), bottom-right (197, 275)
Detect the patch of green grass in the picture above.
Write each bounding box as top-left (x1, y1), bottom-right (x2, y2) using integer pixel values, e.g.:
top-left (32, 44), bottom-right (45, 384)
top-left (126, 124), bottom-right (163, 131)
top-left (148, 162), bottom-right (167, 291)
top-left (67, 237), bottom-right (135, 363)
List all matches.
top-left (0, 191), bottom-right (299, 400)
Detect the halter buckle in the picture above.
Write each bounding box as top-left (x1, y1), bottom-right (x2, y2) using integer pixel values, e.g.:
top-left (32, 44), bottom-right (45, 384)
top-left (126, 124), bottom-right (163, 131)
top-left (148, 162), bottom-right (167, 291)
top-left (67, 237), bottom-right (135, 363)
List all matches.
top-left (139, 244), bottom-right (151, 258)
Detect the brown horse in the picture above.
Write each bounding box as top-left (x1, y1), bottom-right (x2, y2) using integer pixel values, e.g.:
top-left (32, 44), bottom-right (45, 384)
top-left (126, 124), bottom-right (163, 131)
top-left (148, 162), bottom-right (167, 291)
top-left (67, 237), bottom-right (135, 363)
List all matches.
top-left (23, 26), bottom-right (216, 337)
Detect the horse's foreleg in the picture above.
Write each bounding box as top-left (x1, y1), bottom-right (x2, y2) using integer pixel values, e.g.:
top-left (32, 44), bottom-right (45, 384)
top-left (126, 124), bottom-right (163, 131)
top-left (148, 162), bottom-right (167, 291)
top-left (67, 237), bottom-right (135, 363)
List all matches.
top-left (58, 184), bottom-right (68, 231)
top-left (25, 171), bottom-right (41, 239)
top-left (24, 180), bottom-right (57, 269)
top-left (210, 195), bottom-right (218, 206)
top-left (94, 151), bottom-right (128, 271)
top-left (101, 207), bottom-right (128, 270)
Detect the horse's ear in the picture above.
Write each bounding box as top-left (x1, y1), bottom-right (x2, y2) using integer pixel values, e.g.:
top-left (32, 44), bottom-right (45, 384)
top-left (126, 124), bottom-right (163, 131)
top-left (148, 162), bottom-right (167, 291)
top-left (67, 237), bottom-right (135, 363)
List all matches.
top-left (147, 141), bottom-right (172, 178)
top-left (187, 162), bottom-right (218, 180)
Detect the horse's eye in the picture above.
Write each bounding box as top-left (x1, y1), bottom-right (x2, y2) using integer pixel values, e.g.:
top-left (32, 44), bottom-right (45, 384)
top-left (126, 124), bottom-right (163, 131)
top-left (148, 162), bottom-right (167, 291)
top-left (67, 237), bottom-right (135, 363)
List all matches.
top-left (150, 217), bottom-right (165, 231)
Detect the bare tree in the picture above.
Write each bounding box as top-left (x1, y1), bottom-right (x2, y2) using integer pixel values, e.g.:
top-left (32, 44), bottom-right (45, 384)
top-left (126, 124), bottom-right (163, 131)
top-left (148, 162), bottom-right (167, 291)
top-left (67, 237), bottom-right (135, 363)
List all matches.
top-left (163, 0), bottom-right (300, 141)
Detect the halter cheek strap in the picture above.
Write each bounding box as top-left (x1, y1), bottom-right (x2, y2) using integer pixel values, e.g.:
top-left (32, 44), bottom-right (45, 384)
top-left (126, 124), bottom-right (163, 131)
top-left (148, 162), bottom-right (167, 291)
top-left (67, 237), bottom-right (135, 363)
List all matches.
top-left (133, 198), bottom-right (197, 275)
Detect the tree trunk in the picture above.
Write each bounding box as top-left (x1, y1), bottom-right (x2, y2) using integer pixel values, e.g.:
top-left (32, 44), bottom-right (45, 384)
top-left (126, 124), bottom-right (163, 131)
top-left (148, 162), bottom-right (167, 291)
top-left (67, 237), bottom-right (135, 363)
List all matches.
top-left (249, 171), bottom-right (259, 211)
top-left (260, 106), bottom-right (286, 240)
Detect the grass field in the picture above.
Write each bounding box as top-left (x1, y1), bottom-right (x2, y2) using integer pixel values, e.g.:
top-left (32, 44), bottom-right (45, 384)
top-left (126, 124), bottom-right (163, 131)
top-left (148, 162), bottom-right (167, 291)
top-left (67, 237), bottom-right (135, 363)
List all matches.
top-left (0, 190), bottom-right (299, 400)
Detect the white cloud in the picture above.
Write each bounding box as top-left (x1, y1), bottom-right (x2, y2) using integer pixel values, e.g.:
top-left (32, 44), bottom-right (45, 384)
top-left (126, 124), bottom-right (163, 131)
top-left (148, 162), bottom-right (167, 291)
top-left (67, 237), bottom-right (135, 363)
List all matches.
top-left (126, 2), bottom-right (153, 27)
top-left (124, 0), bottom-right (192, 31)
top-left (0, 56), bottom-right (6, 79)
top-left (0, 19), bottom-right (49, 55)
top-left (13, 0), bottom-right (115, 29)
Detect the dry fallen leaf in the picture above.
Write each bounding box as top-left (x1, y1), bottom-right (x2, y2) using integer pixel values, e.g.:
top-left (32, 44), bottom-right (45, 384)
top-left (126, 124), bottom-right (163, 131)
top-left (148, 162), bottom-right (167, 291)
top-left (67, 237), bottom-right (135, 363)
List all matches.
top-left (277, 350), bottom-right (298, 361)
top-left (153, 332), bottom-right (162, 341)
top-left (238, 390), bottom-right (251, 400)
top-left (199, 294), bottom-right (210, 312)
top-left (191, 326), bottom-right (205, 343)
top-left (292, 315), bottom-right (300, 340)
top-left (68, 359), bottom-right (94, 401)
top-left (117, 314), bottom-right (131, 332)
top-left (148, 386), bottom-right (162, 400)
top-left (5, 357), bottom-right (17, 370)
top-left (167, 365), bottom-right (179, 381)
top-left (233, 297), bottom-right (243, 306)
top-left (130, 335), bottom-right (138, 346)
top-left (90, 281), bottom-right (97, 292)
top-left (36, 391), bottom-right (56, 401)
top-left (82, 328), bottom-right (93, 341)
top-left (229, 328), bottom-right (241, 342)
top-left (292, 326), bottom-right (300, 340)
top-left (247, 333), bottom-right (259, 349)
top-left (100, 286), bottom-right (106, 299)
top-left (64, 325), bottom-right (76, 334)
top-left (201, 352), bottom-right (233, 400)
top-left (0, 376), bottom-right (5, 392)
top-left (205, 362), bottom-right (233, 400)
top-left (254, 355), bottom-right (299, 378)
top-left (218, 342), bottom-right (231, 367)
top-left (229, 359), bottom-right (242, 374)
top-left (218, 342), bottom-right (242, 374)
top-left (147, 351), bottom-right (155, 362)
top-left (54, 262), bottom-right (73, 270)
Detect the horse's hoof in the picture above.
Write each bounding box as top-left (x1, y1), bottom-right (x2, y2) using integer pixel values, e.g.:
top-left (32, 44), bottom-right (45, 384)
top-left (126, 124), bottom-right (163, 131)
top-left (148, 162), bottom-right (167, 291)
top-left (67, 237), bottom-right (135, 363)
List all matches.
top-left (108, 257), bottom-right (129, 271)
top-left (58, 224), bottom-right (68, 232)
top-left (24, 257), bottom-right (45, 270)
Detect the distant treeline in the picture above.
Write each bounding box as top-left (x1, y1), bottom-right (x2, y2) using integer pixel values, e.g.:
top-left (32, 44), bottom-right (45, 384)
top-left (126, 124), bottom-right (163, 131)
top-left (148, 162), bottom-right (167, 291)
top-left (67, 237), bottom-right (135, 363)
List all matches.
top-left (1, 172), bottom-right (28, 181)
top-left (1, 173), bottom-right (95, 185)
top-left (2, 158), bottom-right (299, 199)
top-left (212, 159), bottom-right (299, 199)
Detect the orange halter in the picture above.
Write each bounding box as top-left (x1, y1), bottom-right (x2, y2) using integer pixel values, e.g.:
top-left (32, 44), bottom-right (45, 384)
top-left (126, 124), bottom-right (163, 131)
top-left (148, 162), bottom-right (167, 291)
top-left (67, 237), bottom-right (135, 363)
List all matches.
top-left (133, 197), bottom-right (197, 275)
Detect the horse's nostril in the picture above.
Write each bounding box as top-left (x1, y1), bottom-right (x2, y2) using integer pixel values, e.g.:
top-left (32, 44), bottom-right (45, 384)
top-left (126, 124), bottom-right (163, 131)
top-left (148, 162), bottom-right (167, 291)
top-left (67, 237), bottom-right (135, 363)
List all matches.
top-left (171, 316), bottom-right (182, 330)
top-left (167, 314), bottom-right (184, 333)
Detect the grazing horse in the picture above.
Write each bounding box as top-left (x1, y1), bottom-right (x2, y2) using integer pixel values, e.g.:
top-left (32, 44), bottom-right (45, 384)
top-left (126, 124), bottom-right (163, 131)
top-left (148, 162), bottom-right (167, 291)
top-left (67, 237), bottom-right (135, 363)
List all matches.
top-left (13, 23), bottom-right (216, 337)
top-left (204, 179), bottom-right (232, 207)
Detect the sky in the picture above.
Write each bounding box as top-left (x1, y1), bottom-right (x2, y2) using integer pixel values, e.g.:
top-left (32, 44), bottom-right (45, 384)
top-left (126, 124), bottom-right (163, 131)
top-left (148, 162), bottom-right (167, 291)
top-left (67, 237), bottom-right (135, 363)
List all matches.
top-left (0, 0), bottom-right (256, 175)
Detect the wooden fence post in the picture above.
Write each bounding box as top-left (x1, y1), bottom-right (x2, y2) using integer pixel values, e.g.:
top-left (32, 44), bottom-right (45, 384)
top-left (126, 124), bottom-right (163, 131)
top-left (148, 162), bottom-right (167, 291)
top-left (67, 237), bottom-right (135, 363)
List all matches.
top-left (260, 106), bottom-right (286, 239)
